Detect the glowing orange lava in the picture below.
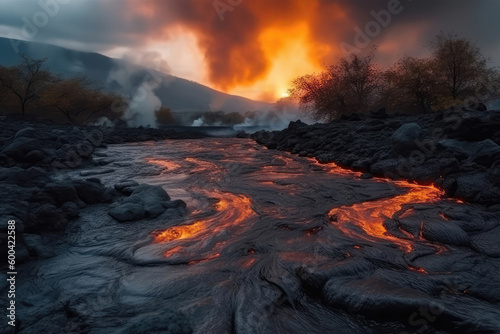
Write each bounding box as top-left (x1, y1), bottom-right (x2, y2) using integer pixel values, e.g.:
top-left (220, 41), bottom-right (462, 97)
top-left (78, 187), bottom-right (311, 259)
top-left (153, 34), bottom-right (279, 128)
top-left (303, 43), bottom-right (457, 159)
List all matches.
top-left (328, 182), bottom-right (445, 252)
top-left (153, 191), bottom-right (256, 258)
top-left (147, 158), bottom-right (181, 171)
top-left (153, 221), bottom-right (205, 243)
top-left (311, 158), bottom-right (363, 178)
top-left (185, 157), bottom-right (223, 181)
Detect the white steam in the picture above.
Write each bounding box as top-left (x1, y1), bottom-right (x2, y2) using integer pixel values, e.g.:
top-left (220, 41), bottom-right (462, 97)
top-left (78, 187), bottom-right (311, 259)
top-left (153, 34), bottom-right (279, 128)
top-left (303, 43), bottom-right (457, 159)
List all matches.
top-left (107, 52), bottom-right (171, 128)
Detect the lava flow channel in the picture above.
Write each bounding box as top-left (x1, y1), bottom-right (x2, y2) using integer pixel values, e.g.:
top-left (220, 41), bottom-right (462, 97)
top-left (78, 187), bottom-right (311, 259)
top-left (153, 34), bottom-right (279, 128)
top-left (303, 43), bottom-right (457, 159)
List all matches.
top-left (147, 158), bottom-right (182, 171)
top-left (152, 191), bottom-right (256, 258)
top-left (328, 181), bottom-right (445, 252)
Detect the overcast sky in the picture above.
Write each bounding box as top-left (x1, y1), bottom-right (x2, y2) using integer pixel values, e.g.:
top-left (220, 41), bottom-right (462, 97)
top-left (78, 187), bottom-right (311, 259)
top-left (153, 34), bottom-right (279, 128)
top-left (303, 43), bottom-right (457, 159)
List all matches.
top-left (1, 0), bottom-right (499, 101)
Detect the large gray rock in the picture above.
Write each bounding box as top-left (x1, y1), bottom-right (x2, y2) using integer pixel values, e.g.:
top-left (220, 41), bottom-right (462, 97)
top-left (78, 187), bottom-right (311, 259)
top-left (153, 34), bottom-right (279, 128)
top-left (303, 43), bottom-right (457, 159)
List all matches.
top-left (391, 123), bottom-right (422, 154)
top-left (115, 180), bottom-right (140, 195)
top-left (73, 179), bottom-right (113, 204)
top-left (370, 158), bottom-right (400, 177)
top-left (43, 182), bottom-right (81, 207)
top-left (109, 203), bottom-right (146, 222)
top-left (455, 173), bottom-right (500, 205)
top-left (438, 139), bottom-right (500, 167)
top-left (108, 184), bottom-right (177, 222)
top-left (0, 166), bottom-right (49, 187)
top-left (1, 137), bottom-right (43, 160)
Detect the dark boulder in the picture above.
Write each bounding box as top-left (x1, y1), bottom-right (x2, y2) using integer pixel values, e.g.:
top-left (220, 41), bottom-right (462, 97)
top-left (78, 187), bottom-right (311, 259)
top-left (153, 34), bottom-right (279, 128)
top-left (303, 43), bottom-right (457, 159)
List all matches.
top-left (109, 184), bottom-right (175, 222)
top-left (109, 203), bottom-right (147, 222)
top-left (455, 173), bottom-right (500, 205)
top-left (31, 204), bottom-right (68, 232)
top-left (61, 202), bottom-right (80, 219)
top-left (1, 137), bottom-right (43, 161)
top-left (23, 149), bottom-right (46, 163)
top-left (468, 102), bottom-right (487, 112)
top-left (73, 179), bottom-right (113, 204)
top-left (14, 127), bottom-right (37, 140)
top-left (43, 182), bottom-right (82, 207)
top-left (438, 139), bottom-right (500, 167)
top-left (115, 180), bottom-right (140, 195)
top-left (370, 107), bottom-right (387, 119)
top-left (370, 159), bottom-right (401, 178)
top-left (391, 123), bottom-right (422, 154)
top-left (0, 166), bottom-right (49, 187)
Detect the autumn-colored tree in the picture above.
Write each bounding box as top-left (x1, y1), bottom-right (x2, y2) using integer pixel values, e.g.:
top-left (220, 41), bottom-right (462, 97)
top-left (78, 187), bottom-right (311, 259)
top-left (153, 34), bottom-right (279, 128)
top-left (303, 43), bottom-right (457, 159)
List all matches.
top-left (40, 77), bottom-right (126, 124)
top-left (289, 72), bottom-right (342, 122)
top-left (0, 56), bottom-right (53, 117)
top-left (289, 48), bottom-right (382, 122)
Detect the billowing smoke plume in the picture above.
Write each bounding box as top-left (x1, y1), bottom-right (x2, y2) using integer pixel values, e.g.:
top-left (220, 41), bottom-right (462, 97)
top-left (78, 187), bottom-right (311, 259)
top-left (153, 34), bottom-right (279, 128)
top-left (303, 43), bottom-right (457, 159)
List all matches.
top-left (107, 53), bottom-right (170, 127)
top-left (119, 0), bottom-right (355, 95)
top-left (115, 0), bottom-right (458, 98)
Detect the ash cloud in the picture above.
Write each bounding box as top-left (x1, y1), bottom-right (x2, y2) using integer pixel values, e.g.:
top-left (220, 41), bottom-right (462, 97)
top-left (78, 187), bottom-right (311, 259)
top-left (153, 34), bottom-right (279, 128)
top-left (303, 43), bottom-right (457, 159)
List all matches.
top-left (1, 0), bottom-right (499, 95)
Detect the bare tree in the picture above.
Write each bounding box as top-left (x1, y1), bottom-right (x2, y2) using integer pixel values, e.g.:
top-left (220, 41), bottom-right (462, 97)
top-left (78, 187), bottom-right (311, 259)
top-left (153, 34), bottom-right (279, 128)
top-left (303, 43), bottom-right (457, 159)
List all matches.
top-left (431, 32), bottom-right (496, 101)
top-left (386, 56), bottom-right (439, 112)
top-left (290, 48), bottom-right (381, 122)
top-left (40, 76), bottom-right (126, 124)
top-left (336, 48), bottom-right (381, 112)
top-left (0, 56), bottom-right (53, 117)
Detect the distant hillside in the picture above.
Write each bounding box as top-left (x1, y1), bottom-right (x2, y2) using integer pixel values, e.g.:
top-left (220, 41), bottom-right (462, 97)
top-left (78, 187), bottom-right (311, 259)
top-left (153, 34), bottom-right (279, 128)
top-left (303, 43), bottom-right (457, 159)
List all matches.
top-left (0, 38), bottom-right (273, 114)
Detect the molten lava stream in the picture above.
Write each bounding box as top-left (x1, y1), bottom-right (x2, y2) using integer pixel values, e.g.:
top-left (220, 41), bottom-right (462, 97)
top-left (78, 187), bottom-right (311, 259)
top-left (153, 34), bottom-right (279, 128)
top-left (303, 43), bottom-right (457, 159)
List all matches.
top-left (185, 157), bottom-right (224, 181)
top-left (328, 182), bottom-right (445, 253)
top-left (146, 158), bottom-right (182, 171)
top-left (152, 191), bottom-right (255, 258)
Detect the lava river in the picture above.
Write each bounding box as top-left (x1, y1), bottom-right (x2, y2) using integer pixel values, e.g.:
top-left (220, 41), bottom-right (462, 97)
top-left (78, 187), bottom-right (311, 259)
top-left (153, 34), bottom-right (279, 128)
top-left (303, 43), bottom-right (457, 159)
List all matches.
top-left (19, 138), bottom-right (500, 333)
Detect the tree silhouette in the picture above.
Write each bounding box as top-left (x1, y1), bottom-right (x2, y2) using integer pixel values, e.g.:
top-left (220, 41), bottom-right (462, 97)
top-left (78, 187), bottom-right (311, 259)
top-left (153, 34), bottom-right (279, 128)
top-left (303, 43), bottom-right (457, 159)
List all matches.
top-left (40, 77), bottom-right (125, 124)
top-left (0, 56), bottom-right (53, 117)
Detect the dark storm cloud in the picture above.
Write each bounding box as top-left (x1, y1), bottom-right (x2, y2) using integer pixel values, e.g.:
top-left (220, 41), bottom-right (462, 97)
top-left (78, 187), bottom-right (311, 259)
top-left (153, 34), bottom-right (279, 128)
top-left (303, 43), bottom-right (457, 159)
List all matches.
top-left (0, 0), bottom-right (498, 88)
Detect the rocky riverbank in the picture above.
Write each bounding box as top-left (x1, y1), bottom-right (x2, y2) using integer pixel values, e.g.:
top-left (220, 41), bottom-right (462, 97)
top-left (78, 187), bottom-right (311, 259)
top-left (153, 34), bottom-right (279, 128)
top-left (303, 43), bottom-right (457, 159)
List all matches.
top-left (251, 107), bottom-right (500, 207)
top-left (0, 118), bottom-right (203, 269)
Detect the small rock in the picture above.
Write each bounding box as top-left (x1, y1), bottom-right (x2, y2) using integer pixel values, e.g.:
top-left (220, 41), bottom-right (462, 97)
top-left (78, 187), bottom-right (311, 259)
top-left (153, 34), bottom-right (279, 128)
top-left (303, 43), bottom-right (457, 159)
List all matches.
top-left (14, 127), bottom-right (36, 139)
top-left (23, 150), bottom-right (46, 163)
top-left (61, 202), bottom-right (80, 219)
top-left (115, 180), bottom-right (140, 195)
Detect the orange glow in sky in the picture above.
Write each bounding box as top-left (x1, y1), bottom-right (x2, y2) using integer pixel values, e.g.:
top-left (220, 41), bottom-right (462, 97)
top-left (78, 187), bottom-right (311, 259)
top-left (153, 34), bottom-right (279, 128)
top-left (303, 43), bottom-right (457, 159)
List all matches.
top-left (229, 24), bottom-right (326, 101)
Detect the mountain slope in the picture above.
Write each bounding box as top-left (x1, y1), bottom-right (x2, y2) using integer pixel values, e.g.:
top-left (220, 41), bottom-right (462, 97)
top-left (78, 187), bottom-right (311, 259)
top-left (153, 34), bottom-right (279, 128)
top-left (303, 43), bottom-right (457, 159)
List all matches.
top-left (0, 38), bottom-right (272, 113)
